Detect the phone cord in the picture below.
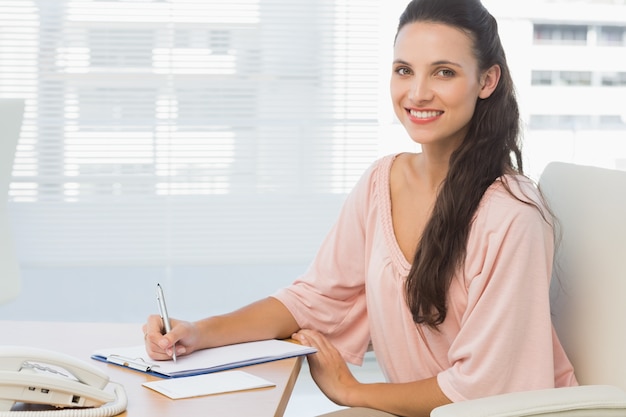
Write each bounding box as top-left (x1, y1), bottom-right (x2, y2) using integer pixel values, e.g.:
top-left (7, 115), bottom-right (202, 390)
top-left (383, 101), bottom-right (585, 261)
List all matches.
top-left (0, 383), bottom-right (127, 417)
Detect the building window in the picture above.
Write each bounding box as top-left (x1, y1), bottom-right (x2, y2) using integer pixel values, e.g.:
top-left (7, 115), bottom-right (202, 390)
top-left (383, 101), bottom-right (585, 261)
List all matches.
top-left (528, 114), bottom-right (592, 130)
top-left (531, 70), bottom-right (553, 85)
top-left (533, 24), bottom-right (588, 45)
top-left (599, 115), bottom-right (626, 129)
top-left (559, 71), bottom-right (592, 86)
top-left (601, 72), bottom-right (626, 86)
top-left (529, 114), bottom-right (626, 130)
top-left (598, 26), bottom-right (625, 46)
top-left (531, 70), bottom-right (592, 86)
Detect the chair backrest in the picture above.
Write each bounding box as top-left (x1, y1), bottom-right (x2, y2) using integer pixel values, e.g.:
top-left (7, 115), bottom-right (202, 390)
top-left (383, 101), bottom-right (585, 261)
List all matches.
top-left (0, 98), bottom-right (24, 305)
top-left (540, 162), bottom-right (626, 390)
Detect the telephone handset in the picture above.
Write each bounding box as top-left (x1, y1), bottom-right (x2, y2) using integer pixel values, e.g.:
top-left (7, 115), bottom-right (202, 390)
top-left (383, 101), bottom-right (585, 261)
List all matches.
top-left (0, 346), bottom-right (126, 416)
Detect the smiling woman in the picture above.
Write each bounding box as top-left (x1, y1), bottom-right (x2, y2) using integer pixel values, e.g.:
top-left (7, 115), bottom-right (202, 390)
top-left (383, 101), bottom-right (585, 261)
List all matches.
top-left (390, 22), bottom-right (501, 156)
top-left (142, 1), bottom-right (577, 416)
top-left (1, 0), bottom-right (623, 415)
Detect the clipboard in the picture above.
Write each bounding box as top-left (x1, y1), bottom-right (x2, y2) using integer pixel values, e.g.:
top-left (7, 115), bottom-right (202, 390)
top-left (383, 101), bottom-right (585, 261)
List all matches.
top-left (91, 339), bottom-right (316, 378)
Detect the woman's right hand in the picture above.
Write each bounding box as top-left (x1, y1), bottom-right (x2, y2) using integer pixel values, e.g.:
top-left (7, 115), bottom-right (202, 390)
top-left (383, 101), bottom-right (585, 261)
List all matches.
top-left (142, 314), bottom-right (200, 361)
top-left (141, 297), bottom-right (300, 361)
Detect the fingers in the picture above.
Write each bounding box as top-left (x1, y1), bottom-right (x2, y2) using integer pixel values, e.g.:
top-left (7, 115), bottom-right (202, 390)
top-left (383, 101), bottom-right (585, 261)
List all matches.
top-left (291, 328), bottom-right (314, 344)
top-left (144, 314), bottom-right (187, 360)
top-left (161, 319), bottom-right (189, 353)
top-left (143, 315), bottom-right (168, 360)
top-left (292, 329), bottom-right (332, 351)
top-left (145, 314), bottom-right (164, 335)
top-left (292, 329), bottom-right (339, 367)
top-left (291, 329), bottom-right (357, 406)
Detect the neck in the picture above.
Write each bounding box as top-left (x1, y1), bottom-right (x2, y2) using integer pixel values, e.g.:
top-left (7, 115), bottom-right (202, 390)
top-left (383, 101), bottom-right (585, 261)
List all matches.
top-left (414, 146), bottom-right (454, 192)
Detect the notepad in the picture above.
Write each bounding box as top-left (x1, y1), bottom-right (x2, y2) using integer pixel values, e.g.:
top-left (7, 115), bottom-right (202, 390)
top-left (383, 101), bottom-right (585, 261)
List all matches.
top-left (143, 370), bottom-right (276, 399)
top-left (91, 339), bottom-right (316, 378)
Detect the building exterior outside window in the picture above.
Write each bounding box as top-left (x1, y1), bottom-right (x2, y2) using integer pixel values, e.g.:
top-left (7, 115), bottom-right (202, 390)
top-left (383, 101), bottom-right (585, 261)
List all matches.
top-left (487, 0), bottom-right (626, 174)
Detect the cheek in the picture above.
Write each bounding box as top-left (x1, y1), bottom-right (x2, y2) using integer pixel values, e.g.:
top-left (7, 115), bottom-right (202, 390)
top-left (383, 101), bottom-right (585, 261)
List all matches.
top-left (391, 91), bottom-right (406, 121)
top-left (389, 80), bottom-right (402, 103)
top-left (389, 82), bottom-right (405, 114)
top-left (444, 84), bottom-right (480, 114)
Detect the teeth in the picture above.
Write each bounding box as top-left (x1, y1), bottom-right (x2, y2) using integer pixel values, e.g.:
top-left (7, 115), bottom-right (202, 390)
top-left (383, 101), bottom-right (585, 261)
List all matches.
top-left (410, 110), bottom-right (442, 119)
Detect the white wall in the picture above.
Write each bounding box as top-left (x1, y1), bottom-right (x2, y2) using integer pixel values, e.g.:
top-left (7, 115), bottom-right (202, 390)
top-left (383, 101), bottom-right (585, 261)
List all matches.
top-left (0, 263), bottom-right (308, 323)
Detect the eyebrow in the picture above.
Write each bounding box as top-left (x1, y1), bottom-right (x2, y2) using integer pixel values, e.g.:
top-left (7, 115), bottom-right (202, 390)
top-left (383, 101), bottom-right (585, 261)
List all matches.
top-left (392, 59), bottom-right (411, 66)
top-left (392, 59), bottom-right (463, 68)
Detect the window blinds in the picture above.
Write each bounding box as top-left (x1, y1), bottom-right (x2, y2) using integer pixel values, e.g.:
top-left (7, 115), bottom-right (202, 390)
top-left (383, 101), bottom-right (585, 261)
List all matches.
top-left (1, 0), bottom-right (391, 266)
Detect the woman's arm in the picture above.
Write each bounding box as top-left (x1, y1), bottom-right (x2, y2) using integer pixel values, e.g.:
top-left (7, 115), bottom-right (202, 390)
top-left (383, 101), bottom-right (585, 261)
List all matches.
top-left (349, 378), bottom-right (451, 417)
top-left (294, 329), bottom-right (451, 417)
top-left (195, 296), bottom-right (300, 346)
top-left (144, 296), bottom-right (299, 360)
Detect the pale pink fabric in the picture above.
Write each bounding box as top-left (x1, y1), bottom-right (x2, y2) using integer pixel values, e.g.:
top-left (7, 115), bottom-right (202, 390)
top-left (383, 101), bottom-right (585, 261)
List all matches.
top-left (273, 154), bottom-right (577, 402)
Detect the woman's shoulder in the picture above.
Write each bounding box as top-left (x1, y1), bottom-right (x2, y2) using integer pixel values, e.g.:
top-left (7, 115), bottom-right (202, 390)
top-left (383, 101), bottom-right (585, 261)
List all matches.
top-left (352, 152), bottom-right (400, 192)
top-left (370, 152), bottom-right (400, 175)
top-left (478, 174), bottom-right (550, 223)
top-left (340, 153), bottom-right (399, 214)
top-left (486, 174), bottom-right (541, 203)
top-left (467, 175), bottom-right (554, 261)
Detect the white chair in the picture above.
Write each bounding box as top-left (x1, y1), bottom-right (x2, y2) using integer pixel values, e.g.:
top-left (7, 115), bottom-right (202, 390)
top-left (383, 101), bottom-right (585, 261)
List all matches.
top-left (0, 98), bottom-right (24, 305)
top-left (432, 162), bottom-right (626, 416)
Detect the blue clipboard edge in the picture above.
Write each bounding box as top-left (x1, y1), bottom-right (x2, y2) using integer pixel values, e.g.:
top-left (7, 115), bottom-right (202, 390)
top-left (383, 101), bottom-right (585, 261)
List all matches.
top-left (91, 347), bottom-right (315, 379)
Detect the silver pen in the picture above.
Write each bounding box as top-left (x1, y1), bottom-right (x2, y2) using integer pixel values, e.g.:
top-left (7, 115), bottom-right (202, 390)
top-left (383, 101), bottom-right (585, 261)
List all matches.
top-left (156, 283), bottom-right (177, 362)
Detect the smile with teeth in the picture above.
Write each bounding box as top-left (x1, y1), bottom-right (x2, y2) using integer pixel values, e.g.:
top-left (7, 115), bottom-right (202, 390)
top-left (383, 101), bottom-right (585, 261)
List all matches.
top-left (409, 109), bottom-right (443, 119)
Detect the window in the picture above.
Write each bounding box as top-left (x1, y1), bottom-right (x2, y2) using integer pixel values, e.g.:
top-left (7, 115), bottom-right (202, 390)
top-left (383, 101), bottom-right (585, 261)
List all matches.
top-left (598, 25), bottom-right (625, 46)
top-left (531, 70), bottom-right (553, 86)
top-left (528, 114), bottom-right (626, 130)
top-left (534, 24), bottom-right (588, 45)
top-left (601, 72), bottom-right (626, 86)
top-left (531, 70), bottom-right (592, 86)
top-left (559, 71), bottom-right (592, 86)
top-left (599, 115), bottom-right (626, 130)
top-left (1, 0), bottom-right (387, 266)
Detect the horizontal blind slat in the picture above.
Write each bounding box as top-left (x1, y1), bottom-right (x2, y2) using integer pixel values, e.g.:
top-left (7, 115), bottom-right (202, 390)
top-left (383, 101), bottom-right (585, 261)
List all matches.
top-left (2, 0), bottom-right (386, 266)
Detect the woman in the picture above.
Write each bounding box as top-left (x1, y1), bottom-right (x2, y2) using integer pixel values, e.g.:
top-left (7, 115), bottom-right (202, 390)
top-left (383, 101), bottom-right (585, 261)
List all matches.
top-left (144, 0), bottom-right (578, 415)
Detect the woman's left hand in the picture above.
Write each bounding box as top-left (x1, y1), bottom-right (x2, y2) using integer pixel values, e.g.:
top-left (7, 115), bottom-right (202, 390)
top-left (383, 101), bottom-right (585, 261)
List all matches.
top-left (291, 329), bottom-right (361, 406)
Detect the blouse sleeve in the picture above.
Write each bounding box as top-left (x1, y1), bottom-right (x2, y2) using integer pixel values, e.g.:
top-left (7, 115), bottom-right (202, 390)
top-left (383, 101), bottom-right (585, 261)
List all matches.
top-left (437, 181), bottom-right (559, 401)
top-left (272, 159), bottom-right (383, 365)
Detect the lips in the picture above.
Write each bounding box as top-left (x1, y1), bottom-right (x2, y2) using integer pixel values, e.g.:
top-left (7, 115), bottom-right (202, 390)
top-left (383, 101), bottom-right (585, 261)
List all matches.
top-left (409, 109), bottom-right (443, 119)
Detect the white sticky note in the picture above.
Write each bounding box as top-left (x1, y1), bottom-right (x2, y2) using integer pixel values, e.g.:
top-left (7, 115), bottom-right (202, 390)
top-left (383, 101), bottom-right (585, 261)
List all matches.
top-left (143, 371), bottom-right (276, 399)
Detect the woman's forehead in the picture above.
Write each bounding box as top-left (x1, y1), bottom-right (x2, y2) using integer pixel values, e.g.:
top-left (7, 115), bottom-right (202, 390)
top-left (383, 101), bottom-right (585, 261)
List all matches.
top-left (393, 22), bottom-right (477, 64)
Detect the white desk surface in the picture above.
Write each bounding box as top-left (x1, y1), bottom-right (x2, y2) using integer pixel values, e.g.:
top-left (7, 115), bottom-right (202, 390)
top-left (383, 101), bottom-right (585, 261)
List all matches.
top-left (1, 320), bottom-right (302, 417)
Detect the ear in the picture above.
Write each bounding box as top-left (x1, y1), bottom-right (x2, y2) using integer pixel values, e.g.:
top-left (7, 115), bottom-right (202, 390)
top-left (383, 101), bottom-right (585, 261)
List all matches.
top-left (478, 64), bottom-right (501, 99)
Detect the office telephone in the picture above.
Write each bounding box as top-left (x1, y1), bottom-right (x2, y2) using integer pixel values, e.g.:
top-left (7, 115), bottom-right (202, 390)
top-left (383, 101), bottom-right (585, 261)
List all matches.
top-left (0, 346), bottom-right (126, 416)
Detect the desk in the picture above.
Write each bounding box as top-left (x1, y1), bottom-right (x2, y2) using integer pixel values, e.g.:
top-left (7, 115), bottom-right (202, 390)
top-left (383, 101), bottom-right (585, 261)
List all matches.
top-left (1, 321), bottom-right (302, 417)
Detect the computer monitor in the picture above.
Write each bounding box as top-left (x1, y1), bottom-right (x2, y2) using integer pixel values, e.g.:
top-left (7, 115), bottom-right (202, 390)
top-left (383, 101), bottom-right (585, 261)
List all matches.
top-left (0, 98), bottom-right (24, 305)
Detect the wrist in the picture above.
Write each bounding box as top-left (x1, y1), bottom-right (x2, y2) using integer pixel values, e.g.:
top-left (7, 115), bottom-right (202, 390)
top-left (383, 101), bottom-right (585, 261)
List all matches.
top-left (344, 381), bottom-right (369, 408)
top-left (194, 316), bottom-right (221, 348)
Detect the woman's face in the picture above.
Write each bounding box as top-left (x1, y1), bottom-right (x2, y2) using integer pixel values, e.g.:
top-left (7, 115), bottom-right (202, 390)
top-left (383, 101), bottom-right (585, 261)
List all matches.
top-left (390, 22), bottom-right (498, 152)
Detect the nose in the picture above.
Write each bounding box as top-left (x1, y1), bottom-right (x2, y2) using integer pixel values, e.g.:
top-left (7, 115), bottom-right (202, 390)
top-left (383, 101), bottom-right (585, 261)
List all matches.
top-left (409, 76), bottom-right (433, 103)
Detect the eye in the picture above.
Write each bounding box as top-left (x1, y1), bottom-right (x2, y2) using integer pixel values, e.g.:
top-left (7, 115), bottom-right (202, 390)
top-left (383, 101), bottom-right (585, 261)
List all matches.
top-left (436, 68), bottom-right (455, 78)
top-left (394, 66), bottom-right (412, 76)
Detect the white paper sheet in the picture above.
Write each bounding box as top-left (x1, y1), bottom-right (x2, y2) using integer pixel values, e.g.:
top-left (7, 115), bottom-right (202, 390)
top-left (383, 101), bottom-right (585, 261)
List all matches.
top-left (143, 370), bottom-right (276, 399)
top-left (93, 339), bottom-right (316, 378)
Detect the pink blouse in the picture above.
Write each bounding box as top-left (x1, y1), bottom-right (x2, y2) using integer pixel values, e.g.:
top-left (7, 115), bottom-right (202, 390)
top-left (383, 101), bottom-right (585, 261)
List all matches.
top-left (273, 154), bottom-right (577, 402)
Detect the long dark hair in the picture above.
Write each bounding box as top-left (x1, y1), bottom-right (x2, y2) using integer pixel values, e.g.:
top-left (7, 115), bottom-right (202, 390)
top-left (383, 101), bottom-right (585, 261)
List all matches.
top-left (399, 0), bottom-right (524, 327)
